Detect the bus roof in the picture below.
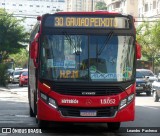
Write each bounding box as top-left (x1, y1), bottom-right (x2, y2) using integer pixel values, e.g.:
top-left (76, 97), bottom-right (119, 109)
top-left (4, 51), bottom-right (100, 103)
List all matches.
top-left (55, 11), bottom-right (121, 15)
top-left (34, 11), bottom-right (134, 33)
top-left (37, 11), bottom-right (132, 21)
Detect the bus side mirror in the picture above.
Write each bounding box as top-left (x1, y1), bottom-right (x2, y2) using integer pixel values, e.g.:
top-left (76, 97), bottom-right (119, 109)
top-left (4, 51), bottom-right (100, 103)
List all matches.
top-left (30, 40), bottom-right (38, 68)
top-left (30, 40), bottom-right (38, 59)
top-left (136, 42), bottom-right (141, 59)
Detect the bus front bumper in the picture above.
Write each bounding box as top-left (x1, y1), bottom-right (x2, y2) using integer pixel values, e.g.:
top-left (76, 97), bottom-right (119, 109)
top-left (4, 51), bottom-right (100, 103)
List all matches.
top-left (37, 99), bottom-right (135, 123)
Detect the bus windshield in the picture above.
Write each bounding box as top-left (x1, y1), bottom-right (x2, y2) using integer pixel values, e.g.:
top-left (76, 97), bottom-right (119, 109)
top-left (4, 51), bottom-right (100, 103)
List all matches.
top-left (40, 34), bottom-right (135, 82)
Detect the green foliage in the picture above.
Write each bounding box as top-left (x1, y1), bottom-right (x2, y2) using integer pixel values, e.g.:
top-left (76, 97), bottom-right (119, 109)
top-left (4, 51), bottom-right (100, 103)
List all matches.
top-left (0, 63), bottom-right (8, 87)
top-left (95, 1), bottom-right (107, 10)
top-left (0, 9), bottom-right (29, 60)
top-left (152, 21), bottom-right (160, 48)
top-left (136, 20), bottom-right (160, 66)
top-left (10, 48), bottom-right (29, 68)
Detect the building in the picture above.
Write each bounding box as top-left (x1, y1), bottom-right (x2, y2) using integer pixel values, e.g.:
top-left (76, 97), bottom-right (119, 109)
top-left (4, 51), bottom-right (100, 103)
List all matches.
top-left (66, 0), bottom-right (99, 12)
top-left (138, 0), bottom-right (160, 24)
top-left (0, 0), bottom-right (66, 31)
top-left (102, 0), bottom-right (138, 26)
top-left (105, 0), bottom-right (138, 17)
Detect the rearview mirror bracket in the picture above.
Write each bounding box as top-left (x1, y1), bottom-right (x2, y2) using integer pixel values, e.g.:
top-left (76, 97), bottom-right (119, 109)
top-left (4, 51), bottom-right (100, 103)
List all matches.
top-left (30, 34), bottom-right (39, 68)
top-left (136, 42), bottom-right (141, 59)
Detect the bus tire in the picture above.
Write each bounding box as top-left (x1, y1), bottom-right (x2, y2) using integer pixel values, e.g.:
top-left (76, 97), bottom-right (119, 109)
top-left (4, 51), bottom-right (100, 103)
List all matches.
top-left (107, 122), bottom-right (120, 130)
top-left (38, 120), bottom-right (48, 129)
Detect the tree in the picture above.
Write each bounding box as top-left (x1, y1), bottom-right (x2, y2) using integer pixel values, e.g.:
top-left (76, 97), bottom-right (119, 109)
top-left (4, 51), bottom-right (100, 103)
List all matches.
top-left (0, 9), bottom-right (29, 61)
top-left (0, 9), bottom-right (29, 86)
top-left (136, 21), bottom-right (155, 59)
top-left (0, 63), bottom-right (8, 86)
top-left (152, 21), bottom-right (160, 48)
top-left (9, 48), bottom-right (29, 68)
top-left (95, 1), bottom-right (107, 10)
top-left (136, 20), bottom-right (160, 68)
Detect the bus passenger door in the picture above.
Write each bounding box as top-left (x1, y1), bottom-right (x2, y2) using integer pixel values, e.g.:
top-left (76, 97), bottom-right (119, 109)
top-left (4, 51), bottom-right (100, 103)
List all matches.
top-left (29, 38), bottom-right (39, 116)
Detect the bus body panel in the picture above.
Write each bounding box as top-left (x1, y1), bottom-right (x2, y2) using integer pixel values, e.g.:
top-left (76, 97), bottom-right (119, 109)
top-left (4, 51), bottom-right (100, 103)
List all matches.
top-left (37, 81), bottom-right (135, 122)
top-left (37, 98), bottom-right (135, 122)
top-left (38, 81), bottom-right (135, 107)
top-left (29, 12), bottom-right (137, 126)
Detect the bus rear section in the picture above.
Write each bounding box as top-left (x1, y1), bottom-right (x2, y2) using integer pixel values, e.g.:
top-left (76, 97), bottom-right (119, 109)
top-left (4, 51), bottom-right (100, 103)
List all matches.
top-left (28, 12), bottom-right (140, 130)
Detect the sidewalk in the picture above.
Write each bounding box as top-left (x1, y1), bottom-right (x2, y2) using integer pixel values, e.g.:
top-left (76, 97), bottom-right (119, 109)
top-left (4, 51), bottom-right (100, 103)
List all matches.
top-left (0, 86), bottom-right (10, 92)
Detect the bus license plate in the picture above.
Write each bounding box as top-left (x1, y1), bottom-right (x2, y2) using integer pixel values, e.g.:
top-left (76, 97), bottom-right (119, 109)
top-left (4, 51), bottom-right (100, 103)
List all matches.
top-left (80, 110), bottom-right (97, 117)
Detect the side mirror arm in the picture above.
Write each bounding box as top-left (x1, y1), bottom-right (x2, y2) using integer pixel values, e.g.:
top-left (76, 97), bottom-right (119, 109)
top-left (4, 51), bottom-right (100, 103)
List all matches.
top-left (30, 34), bottom-right (39, 68)
top-left (32, 43), bottom-right (38, 68)
top-left (136, 42), bottom-right (141, 59)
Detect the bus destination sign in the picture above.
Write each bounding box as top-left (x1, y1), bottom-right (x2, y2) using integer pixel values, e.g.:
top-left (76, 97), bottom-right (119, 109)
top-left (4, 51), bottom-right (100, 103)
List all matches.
top-left (44, 16), bottom-right (130, 29)
top-left (54, 17), bottom-right (119, 28)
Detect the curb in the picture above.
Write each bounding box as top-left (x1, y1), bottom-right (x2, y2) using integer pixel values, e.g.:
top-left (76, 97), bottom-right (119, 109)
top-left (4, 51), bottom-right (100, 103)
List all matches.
top-left (0, 87), bottom-right (11, 92)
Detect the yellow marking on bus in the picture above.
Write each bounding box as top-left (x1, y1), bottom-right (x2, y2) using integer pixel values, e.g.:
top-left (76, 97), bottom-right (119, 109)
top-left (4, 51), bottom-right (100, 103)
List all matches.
top-left (55, 17), bottom-right (118, 28)
top-left (43, 83), bottom-right (50, 89)
top-left (60, 70), bottom-right (79, 78)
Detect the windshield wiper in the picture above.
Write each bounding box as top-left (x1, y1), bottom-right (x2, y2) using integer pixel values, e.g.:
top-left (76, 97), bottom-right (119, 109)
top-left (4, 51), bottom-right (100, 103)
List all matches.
top-left (97, 31), bottom-right (114, 56)
top-left (63, 31), bottom-right (74, 48)
top-left (63, 31), bottom-right (80, 55)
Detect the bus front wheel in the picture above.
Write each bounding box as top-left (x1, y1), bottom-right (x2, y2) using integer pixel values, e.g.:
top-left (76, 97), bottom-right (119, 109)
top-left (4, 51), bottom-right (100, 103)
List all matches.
top-left (38, 120), bottom-right (48, 129)
top-left (107, 122), bottom-right (121, 130)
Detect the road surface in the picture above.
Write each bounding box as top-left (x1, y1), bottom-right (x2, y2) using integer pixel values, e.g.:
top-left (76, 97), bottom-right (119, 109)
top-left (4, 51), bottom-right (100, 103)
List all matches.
top-left (0, 84), bottom-right (160, 136)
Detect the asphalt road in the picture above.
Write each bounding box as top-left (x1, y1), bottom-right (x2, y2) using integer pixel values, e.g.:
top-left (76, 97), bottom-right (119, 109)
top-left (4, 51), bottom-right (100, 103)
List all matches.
top-left (0, 84), bottom-right (160, 136)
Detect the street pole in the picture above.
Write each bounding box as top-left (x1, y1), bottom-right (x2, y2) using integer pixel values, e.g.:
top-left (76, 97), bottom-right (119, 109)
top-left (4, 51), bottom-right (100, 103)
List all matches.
top-left (91, 0), bottom-right (94, 11)
top-left (4, 0), bottom-right (5, 10)
top-left (152, 56), bottom-right (154, 73)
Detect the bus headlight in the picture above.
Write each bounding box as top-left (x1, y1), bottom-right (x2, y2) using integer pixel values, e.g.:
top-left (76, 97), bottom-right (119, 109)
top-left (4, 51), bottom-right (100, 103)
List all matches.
top-left (40, 92), bottom-right (58, 109)
top-left (127, 94), bottom-right (134, 102)
top-left (49, 98), bottom-right (58, 109)
top-left (40, 93), bottom-right (47, 101)
top-left (119, 99), bottom-right (127, 109)
top-left (119, 93), bottom-right (135, 110)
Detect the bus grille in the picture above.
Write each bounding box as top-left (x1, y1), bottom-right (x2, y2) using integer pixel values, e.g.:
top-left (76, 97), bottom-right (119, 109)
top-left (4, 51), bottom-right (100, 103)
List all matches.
top-left (59, 106), bottom-right (118, 117)
top-left (52, 85), bottom-right (123, 96)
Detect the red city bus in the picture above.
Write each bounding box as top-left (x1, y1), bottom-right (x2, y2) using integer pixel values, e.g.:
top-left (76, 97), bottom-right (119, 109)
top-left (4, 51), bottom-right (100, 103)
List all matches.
top-left (28, 11), bottom-right (141, 130)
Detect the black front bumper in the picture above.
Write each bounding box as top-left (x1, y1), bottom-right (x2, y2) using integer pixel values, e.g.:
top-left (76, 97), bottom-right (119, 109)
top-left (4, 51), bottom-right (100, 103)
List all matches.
top-left (136, 82), bottom-right (151, 93)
